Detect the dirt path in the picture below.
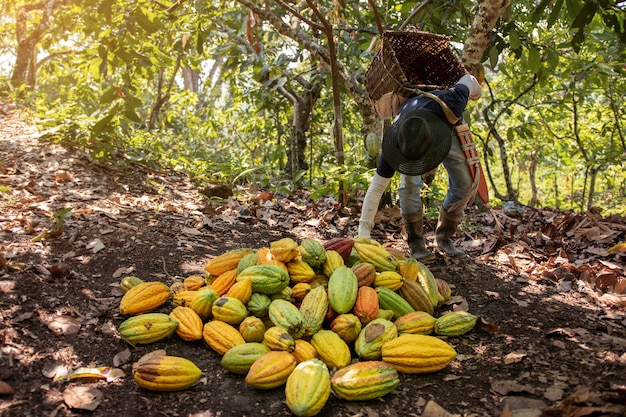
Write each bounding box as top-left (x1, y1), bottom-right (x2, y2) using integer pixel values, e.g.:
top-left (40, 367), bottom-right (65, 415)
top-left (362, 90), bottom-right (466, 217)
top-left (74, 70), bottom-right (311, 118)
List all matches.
top-left (0, 112), bottom-right (625, 417)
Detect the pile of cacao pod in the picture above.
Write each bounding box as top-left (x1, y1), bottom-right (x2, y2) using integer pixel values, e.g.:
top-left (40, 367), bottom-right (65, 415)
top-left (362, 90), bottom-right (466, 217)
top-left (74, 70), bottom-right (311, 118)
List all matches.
top-left (117, 236), bottom-right (479, 417)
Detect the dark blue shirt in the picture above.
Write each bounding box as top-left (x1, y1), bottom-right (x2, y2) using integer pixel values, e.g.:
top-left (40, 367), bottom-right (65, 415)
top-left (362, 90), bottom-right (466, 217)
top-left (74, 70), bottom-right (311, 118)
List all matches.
top-left (376, 83), bottom-right (470, 178)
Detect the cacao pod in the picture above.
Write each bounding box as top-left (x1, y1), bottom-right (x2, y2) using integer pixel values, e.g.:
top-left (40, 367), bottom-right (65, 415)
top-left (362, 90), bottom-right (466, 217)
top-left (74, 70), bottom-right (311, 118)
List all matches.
top-left (310, 330), bottom-right (351, 370)
top-left (285, 359), bottom-right (331, 417)
top-left (323, 237), bottom-right (354, 261)
top-left (119, 281), bottom-right (170, 316)
top-left (330, 313), bottom-right (362, 344)
top-left (376, 286), bottom-right (414, 319)
top-left (354, 318), bottom-right (397, 360)
top-left (292, 339), bottom-right (318, 363)
top-left (221, 342), bottom-right (271, 374)
top-left (322, 250), bottom-right (345, 278)
top-left (169, 306), bottom-right (203, 341)
top-left (299, 286), bottom-right (329, 338)
top-left (239, 316), bottom-right (266, 343)
top-left (268, 299), bottom-right (305, 339)
top-left (416, 261), bottom-right (439, 308)
top-left (245, 350), bottom-right (297, 390)
top-left (330, 361), bottom-right (399, 401)
top-left (202, 320), bottom-right (245, 355)
top-left (119, 313), bottom-right (178, 345)
top-left (299, 238), bottom-right (327, 268)
top-left (225, 277), bottom-right (253, 304)
top-left (120, 276), bottom-right (144, 294)
top-left (189, 287), bottom-right (219, 321)
top-left (286, 259), bottom-right (316, 284)
top-left (211, 296), bottom-right (248, 325)
top-left (237, 265), bottom-right (290, 295)
top-left (132, 351), bottom-right (201, 391)
top-left (246, 292), bottom-right (272, 318)
top-left (394, 311), bottom-right (436, 335)
top-left (374, 270), bottom-right (404, 291)
top-left (353, 241), bottom-right (398, 272)
top-left (291, 282), bottom-right (312, 301)
top-left (269, 237), bottom-right (300, 263)
top-left (398, 279), bottom-right (434, 315)
top-left (237, 252), bottom-right (260, 274)
top-left (434, 311), bottom-right (477, 337)
top-left (208, 268), bottom-right (238, 296)
top-left (327, 266), bottom-right (358, 314)
top-left (183, 275), bottom-right (205, 291)
top-left (351, 262), bottom-right (377, 287)
top-left (353, 286), bottom-right (379, 325)
top-left (204, 248), bottom-right (254, 276)
top-left (263, 326), bottom-right (296, 352)
top-left (381, 334), bottom-right (457, 373)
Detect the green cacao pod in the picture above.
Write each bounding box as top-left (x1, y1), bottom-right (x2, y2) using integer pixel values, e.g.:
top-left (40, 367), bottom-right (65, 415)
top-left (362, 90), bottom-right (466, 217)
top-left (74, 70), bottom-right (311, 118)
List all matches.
top-left (365, 132), bottom-right (381, 158)
top-left (327, 266), bottom-right (358, 314)
top-left (189, 287), bottom-right (219, 321)
top-left (354, 318), bottom-right (398, 360)
top-left (237, 252), bottom-right (260, 274)
top-left (381, 334), bottom-right (457, 374)
top-left (416, 261), bottom-right (439, 308)
top-left (119, 313), bottom-right (179, 345)
top-left (120, 276), bottom-right (144, 294)
top-left (286, 359), bottom-right (331, 417)
top-left (237, 264), bottom-right (290, 295)
top-left (376, 286), bottom-right (414, 319)
top-left (246, 292), bottom-right (272, 318)
top-left (330, 360), bottom-right (399, 401)
top-left (239, 316), bottom-right (266, 343)
top-left (268, 299), bottom-right (305, 339)
top-left (220, 342), bottom-right (271, 374)
top-left (434, 311), bottom-right (478, 337)
top-left (299, 286), bottom-right (329, 338)
top-left (299, 238), bottom-right (327, 268)
top-left (245, 350), bottom-right (297, 390)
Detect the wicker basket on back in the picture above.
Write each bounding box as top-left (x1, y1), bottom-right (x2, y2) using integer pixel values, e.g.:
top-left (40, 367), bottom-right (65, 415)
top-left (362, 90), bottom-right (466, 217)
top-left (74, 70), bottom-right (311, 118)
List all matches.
top-left (365, 30), bottom-right (468, 119)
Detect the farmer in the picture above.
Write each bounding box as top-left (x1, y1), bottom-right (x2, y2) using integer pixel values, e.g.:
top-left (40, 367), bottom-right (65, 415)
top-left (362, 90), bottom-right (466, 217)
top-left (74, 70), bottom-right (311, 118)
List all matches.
top-left (357, 73), bottom-right (482, 261)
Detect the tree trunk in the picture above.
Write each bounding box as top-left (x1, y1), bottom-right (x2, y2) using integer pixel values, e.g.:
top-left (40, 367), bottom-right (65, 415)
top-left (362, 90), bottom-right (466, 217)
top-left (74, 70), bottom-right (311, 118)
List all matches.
top-left (528, 148), bottom-right (541, 207)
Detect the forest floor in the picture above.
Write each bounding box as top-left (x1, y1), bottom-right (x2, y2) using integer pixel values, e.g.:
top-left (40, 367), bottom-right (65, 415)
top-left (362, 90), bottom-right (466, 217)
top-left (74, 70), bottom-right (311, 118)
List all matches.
top-left (0, 111), bottom-right (625, 417)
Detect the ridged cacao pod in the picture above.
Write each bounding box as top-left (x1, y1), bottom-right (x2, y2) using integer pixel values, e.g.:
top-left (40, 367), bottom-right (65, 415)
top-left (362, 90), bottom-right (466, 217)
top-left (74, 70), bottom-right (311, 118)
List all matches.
top-left (322, 250), bottom-right (345, 278)
top-left (310, 330), bottom-right (351, 370)
top-left (330, 313), bottom-right (362, 344)
top-left (416, 262), bottom-right (439, 308)
top-left (286, 259), bottom-right (316, 284)
top-left (436, 278), bottom-right (452, 306)
top-left (119, 281), bottom-right (170, 315)
top-left (434, 311), bottom-right (477, 337)
top-left (353, 241), bottom-right (398, 272)
top-left (269, 237), bottom-right (300, 263)
top-left (211, 296), bottom-right (248, 325)
top-left (354, 318), bottom-right (397, 360)
top-left (220, 342), bottom-right (271, 374)
top-left (397, 258), bottom-right (419, 281)
top-left (169, 306), bottom-right (203, 341)
top-left (246, 292), bottom-right (272, 318)
top-left (365, 132), bottom-right (381, 158)
top-left (172, 290), bottom-right (199, 308)
top-left (169, 281), bottom-right (186, 295)
top-left (381, 334), bottom-right (457, 373)
top-left (237, 252), bottom-right (260, 274)
top-left (327, 266), bottom-right (358, 314)
top-left (263, 326), bottom-right (296, 352)
top-left (376, 309), bottom-right (395, 321)
top-left (183, 275), bottom-right (205, 291)
top-left (292, 339), bottom-right (318, 363)
top-left (376, 286), bottom-right (415, 319)
top-left (204, 248), bottom-right (254, 277)
top-left (323, 237), bottom-right (354, 261)
top-left (239, 316), bottom-right (266, 343)
top-left (120, 276), bottom-right (144, 294)
top-left (270, 286), bottom-right (294, 303)
top-left (374, 270), bottom-right (404, 291)
top-left (286, 359), bottom-right (331, 417)
top-left (132, 351), bottom-right (201, 391)
top-left (394, 311), bottom-right (436, 335)
top-left (351, 262), bottom-right (377, 287)
top-left (202, 320), bottom-right (245, 355)
top-left (245, 350), bottom-right (297, 390)
top-left (330, 361), bottom-right (399, 401)
top-left (299, 238), bottom-right (327, 268)
top-left (398, 279), bottom-right (434, 315)
top-left (353, 286), bottom-right (379, 325)
top-left (226, 277), bottom-right (253, 304)
top-left (291, 282), bottom-right (312, 301)
top-left (268, 299), bottom-right (305, 339)
top-left (119, 313), bottom-right (179, 345)
top-left (189, 288), bottom-right (219, 321)
top-left (208, 268), bottom-right (238, 296)
top-left (237, 265), bottom-right (290, 295)
top-left (299, 286), bottom-right (329, 338)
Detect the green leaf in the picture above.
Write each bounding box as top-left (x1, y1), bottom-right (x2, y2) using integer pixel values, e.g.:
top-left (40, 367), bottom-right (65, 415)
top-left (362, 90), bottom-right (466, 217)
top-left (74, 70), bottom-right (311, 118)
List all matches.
top-left (100, 87), bottom-right (119, 105)
top-left (92, 115), bottom-right (114, 136)
top-left (509, 29), bottom-right (521, 50)
top-left (547, 0), bottom-right (564, 28)
top-left (489, 46), bottom-right (499, 69)
top-left (528, 47), bottom-right (541, 74)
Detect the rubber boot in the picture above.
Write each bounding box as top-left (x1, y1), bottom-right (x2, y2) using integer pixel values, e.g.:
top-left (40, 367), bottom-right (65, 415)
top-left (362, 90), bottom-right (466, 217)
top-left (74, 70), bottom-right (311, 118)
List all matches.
top-left (403, 212), bottom-right (435, 262)
top-left (435, 207), bottom-right (465, 257)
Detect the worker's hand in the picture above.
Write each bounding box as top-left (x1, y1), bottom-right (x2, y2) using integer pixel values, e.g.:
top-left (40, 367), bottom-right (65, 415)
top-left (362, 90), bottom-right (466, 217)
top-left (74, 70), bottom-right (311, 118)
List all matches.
top-left (458, 74), bottom-right (482, 100)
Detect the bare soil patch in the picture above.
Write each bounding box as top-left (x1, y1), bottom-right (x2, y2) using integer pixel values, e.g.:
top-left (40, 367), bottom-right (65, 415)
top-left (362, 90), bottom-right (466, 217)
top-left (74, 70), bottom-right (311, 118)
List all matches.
top-left (1, 112), bottom-right (625, 417)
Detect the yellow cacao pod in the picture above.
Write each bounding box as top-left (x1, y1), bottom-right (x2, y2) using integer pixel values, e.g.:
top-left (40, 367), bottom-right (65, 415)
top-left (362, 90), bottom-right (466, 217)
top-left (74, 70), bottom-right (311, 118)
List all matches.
top-left (119, 281), bottom-right (170, 315)
top-left (291, 282), bottom-right (312, 301)
top-left (292, 339), bottom-right (318, 364)
top-left (172, 290), bottom-right (199, 308)
top-left (310, 330), bottom-right (351, 370)
top-left (183, 275), bottom-right (205, 291)
top-left (381, 334), bottom-right (457, 374)
top-left (169, 306), bottom-right (203, 341)
top-left (286, 260), bottom-right (316, 284)
top-left (118, 313), bottom-right (178, 345)
top-left (245, 350), bottom-right (297, 390)
top-left (285, 358), bottom-right (331, 417)
top-left (299, 286), bottom-right (329, 338)
top-left (239, 316), bottom-right (266, 343)
top-left (394, 311), bottom-right (436, 335)
top-left (204, 248), bottom-right (254, 276)
top-left (132, 351), bottom-right (201, 391)
top-left (209, 268), bottom-right (238, 296)
top-left (226, 277), bottom-right (253, 304)
top-left (434, 311), bottom-right (477, 337)
top-left (211, 296), bottom-right (248, 325)
top-left (397, 257), bottom-right (419, 281)
top-left (263, 326), bottom-right (295, 352)
top-left (202, 320), bottom-right (245, 355)
top-left (322, 250), bottom-right (345, 278)
top-left (330, 313), bottom-right (362, 344)
top-left (374, 270), bottom-right (404, 291)
top-left (416, 261), bottom-right (439, 308)
top-left (353, 241), bottom-right (398, 272)
top-left (269, 237), bottom-right (300, 263)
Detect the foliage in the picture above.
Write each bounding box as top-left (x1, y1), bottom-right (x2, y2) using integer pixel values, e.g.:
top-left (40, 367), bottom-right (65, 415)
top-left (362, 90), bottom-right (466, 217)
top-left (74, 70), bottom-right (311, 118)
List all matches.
top-left (0, 0), bottom-right (624, 215)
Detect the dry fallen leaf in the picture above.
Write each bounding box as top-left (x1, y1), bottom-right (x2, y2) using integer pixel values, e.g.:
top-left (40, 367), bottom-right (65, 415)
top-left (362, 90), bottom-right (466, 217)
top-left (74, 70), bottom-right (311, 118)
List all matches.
top-left (0, 380), bottom-right (15, 395)
top-left (47, 315), bottom-right (81, 336)
top-left (63, 386), bottom-right (103, 411)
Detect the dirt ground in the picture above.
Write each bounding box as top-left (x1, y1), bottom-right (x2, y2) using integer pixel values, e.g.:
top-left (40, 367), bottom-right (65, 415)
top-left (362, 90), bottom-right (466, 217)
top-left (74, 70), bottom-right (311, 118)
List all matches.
top-left (1, 112), bottom-right (625, 417)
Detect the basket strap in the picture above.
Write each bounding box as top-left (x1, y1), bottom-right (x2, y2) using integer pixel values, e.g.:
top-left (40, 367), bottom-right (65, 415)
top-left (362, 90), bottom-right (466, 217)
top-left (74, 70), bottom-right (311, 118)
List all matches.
top-left (413, 89), bottom-right (460, 125)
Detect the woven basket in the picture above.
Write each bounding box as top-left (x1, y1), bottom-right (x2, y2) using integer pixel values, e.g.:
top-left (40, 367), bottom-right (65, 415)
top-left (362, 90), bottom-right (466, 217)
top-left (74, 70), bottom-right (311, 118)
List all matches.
top-left (365, 30), bottom-right (468, 118)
